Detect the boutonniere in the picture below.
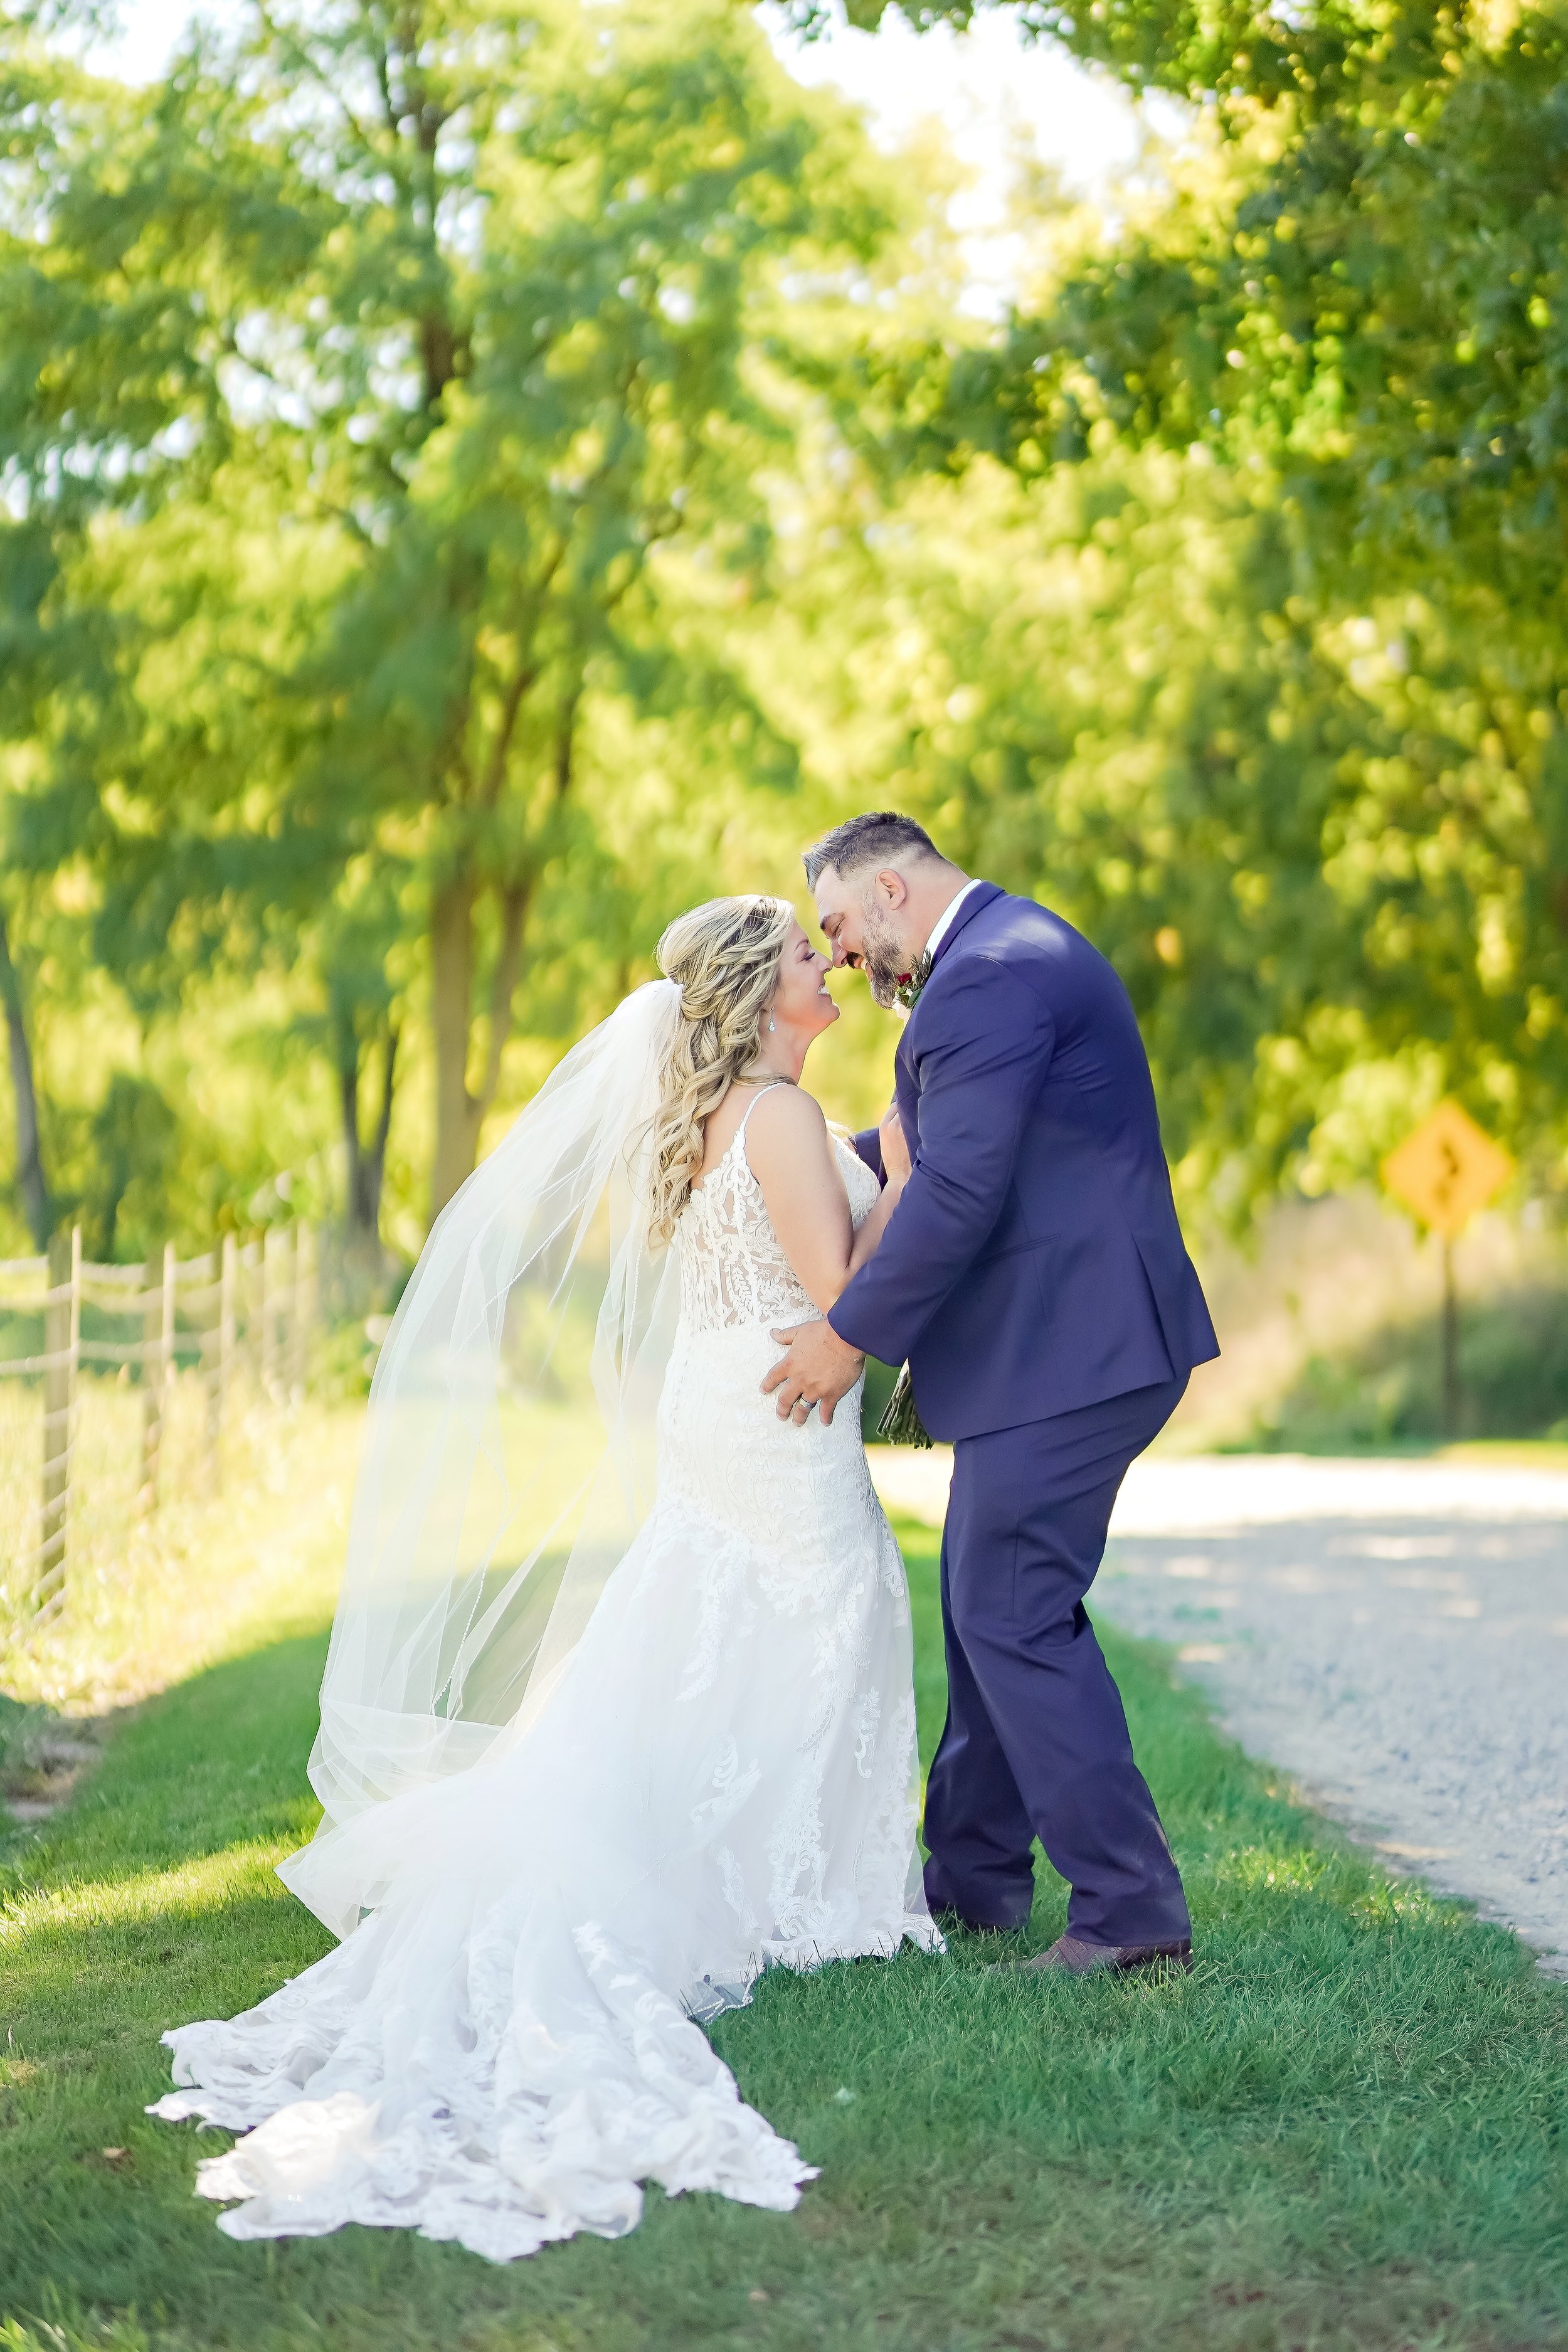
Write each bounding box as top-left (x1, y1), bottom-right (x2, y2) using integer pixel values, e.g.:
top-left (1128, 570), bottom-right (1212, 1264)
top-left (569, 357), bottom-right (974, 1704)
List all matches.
top-left (893, 951), bottom-right (933, 1016)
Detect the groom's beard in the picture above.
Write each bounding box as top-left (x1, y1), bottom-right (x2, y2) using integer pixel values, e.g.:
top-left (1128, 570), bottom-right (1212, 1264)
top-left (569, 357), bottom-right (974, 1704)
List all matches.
top-left (859, 904), bottom-right (913, 1010)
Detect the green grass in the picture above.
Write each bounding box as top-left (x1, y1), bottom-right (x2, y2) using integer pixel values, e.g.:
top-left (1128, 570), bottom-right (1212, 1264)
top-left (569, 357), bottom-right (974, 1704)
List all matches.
top-left (1439, 1438), bottom-right (1568, 1470)
top-left (1222, 1421), bottom-right (1568, 1458)
top-left (3, 1510), bottom-right (1567, 2352)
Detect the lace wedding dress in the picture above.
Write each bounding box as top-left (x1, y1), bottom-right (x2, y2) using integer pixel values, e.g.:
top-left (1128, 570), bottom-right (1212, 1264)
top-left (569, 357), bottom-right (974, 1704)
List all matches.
top-left (151, 1088), bottom-right (939, 2261)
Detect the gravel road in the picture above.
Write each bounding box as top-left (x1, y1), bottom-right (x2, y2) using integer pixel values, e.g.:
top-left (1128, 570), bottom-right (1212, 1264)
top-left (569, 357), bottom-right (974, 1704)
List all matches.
top-left (871, 1451), bottom-right (1568, 1977)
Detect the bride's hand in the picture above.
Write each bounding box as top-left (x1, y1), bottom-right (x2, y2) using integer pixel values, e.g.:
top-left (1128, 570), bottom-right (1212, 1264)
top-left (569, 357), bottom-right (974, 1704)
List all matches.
top-left (879, 1101), bottom-right (912, 1189)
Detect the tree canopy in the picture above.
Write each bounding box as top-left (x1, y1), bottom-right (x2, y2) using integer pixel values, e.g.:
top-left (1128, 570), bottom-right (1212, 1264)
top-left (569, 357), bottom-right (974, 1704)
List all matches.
top-left (1, 0), bottom-right (908, 1248)
top-left (813, 0), bottom-right (1568, 1204)
top-left (2, 0), bottom-right (1562, 1264)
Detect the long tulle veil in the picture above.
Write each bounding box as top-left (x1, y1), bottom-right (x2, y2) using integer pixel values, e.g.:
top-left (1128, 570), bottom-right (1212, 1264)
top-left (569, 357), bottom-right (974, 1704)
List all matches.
top-left (280, 981), bottom-right (684, 1937)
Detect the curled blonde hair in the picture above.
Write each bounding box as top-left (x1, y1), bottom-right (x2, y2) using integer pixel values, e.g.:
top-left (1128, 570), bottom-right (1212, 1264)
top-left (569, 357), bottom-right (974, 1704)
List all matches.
top-left (646, 894), bottom-right (796, 1246)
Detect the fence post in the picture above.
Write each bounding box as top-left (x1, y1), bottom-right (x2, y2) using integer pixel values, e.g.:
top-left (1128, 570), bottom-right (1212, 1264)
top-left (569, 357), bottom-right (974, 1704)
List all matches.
top-left (238, 1237), bottom-right (259, 1400)
top-left (275, 1223), bottom-right (296, 1404)
top-left (162, 1237), bottom-right (176, 1472)
top-left (207, 1231), bottom-right (236, 1494)
top-left (260, 1229), bottom-right (277, 1404)
top-left (140, 1248), bottom-right (158, 1508)
top-left (140, 1240), bottom-right (175, 1511)
top-left (290, 1222), bottom-right (314, 1402)
top-left (38, 1224), bottom-right (80, 1606)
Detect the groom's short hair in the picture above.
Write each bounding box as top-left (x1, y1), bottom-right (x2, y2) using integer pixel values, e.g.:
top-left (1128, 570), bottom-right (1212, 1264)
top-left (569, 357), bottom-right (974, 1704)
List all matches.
top-left (803, 812), bottom-right (941, 889)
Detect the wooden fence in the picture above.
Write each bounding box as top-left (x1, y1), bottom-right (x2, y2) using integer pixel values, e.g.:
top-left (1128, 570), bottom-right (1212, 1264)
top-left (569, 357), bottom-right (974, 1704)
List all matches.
top-left (0, 1224), bottom-right (317, 1616)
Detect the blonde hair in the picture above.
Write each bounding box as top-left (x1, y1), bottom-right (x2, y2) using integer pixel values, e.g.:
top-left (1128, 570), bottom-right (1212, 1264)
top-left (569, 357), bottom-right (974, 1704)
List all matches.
top-left (647, 894), bottom-right (795, 1246)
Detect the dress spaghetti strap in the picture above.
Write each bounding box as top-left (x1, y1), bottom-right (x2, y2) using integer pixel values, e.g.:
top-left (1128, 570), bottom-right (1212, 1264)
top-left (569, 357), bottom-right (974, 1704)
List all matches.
top-left (689, 1083), bottom-right (787, 1197)
top-left (734, 1081), bottom-right (787, 1141)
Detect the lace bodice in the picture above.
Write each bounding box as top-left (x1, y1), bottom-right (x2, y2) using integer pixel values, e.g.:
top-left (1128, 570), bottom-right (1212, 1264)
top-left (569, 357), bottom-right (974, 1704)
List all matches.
top-left (677, 1089), bottom-right (880, 1334)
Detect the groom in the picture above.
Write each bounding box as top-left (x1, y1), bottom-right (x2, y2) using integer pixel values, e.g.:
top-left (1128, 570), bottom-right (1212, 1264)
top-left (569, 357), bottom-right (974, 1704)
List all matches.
top-left (765, 813), bottom-right (1219, 1973)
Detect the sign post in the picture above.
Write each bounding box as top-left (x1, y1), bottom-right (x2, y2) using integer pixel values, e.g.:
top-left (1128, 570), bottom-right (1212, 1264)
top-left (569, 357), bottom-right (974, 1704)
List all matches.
top-left (1380, 1103), bottom-right (1515, 1439)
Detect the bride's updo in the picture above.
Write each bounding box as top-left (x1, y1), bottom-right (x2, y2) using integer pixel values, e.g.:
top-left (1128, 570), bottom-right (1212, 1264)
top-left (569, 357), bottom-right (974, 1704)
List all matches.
top-left (647, 894), bottom-right (795, 1246)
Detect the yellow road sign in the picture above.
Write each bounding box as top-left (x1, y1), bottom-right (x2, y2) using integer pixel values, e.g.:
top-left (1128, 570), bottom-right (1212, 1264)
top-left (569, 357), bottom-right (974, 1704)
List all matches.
top-left (1380, 1101), bottom-right (1515, 1239)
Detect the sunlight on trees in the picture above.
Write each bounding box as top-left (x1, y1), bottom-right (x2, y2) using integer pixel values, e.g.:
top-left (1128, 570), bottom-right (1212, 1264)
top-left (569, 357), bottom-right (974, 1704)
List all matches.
top-left (2, 0), bottom-right (1562, 1267)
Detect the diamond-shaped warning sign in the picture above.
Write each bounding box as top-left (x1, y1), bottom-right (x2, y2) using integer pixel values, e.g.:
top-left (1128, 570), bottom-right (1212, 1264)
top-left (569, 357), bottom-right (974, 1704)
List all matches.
top-left (1381, 1101), bottom-right (1514, 1239)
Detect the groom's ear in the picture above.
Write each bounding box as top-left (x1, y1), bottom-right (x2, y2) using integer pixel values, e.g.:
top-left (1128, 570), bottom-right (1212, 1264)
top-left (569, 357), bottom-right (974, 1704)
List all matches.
top-left (875, 867), bottom-right (910, 910)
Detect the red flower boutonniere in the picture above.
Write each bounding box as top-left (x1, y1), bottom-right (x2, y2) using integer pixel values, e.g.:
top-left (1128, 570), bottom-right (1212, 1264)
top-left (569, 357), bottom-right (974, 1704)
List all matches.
top-left (893, 951), bottom-right (933, 1016)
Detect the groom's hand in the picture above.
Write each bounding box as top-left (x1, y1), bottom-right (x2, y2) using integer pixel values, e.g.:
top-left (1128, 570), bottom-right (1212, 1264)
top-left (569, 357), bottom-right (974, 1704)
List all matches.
top-left (763, 1320), bottom-right (865, 1427)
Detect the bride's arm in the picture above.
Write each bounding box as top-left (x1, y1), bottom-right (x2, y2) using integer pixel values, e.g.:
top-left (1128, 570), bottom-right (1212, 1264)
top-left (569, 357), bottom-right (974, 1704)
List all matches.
top-left (843, 1103), bottom-right (909, 1277)
top-left (743, 1088), bottom-right (906, 1315)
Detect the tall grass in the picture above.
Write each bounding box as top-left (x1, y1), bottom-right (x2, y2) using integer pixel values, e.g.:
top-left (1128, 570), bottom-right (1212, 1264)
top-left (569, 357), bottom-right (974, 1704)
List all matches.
top-left (1176, 1194), bottom-right (1568, 1454)
top-left (1249, 1273), bottom-right (1568, 1449)
top-left (0, 1380), bottom-right (359, 1714)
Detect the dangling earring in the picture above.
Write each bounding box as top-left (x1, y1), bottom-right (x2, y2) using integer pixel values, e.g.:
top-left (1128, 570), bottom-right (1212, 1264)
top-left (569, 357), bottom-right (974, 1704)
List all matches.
top-left (768, 1012), bottom-right (777, 1034)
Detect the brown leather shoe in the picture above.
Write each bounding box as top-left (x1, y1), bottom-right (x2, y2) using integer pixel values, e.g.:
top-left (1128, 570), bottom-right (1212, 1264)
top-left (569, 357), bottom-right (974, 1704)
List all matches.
top-left (990, 1932), bottom-right (1194, 1978)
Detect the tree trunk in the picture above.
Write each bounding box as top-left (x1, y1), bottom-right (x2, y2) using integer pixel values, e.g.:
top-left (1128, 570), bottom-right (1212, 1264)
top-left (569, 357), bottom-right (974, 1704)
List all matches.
top-left (426, 694), bottom-right (581, 1224)
top-left (337, 1030), bottom-right (364, 1237)
top-left (0, 908), bottom-right (51, 1251)
top-left (429, 872), bottom-right (538, 1221)
top-left (338, 1020), bottom-right (398, 1255)
top-left (364, 1026), bottom-right (398, 1238)
top-left (430, 874), bottom-right (484, 1219)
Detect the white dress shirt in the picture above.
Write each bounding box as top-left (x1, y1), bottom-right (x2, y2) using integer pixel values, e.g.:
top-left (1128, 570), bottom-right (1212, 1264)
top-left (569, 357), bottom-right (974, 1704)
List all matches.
top-left (921, 877), bottom-right (986, 965)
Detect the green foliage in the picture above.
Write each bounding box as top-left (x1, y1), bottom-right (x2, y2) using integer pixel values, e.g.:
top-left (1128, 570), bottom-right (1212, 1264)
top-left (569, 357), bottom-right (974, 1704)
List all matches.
top-left (82, 1075), bottom-right (176, 1263)
top-left (4, 0), bottom-right (1567, 1263)
top-left (1001, 9), bottom-right (1568, 1204)
top-left (1251, 1268), bottom-right (1568, 1451)
top-left (0, 0), bottom-right (908, 1237)
top-left (807, 0), bottom-right (1568, 1214)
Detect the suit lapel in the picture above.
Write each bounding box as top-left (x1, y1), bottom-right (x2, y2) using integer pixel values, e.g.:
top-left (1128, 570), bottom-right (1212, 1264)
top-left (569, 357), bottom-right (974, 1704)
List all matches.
top-left (895, 883), bottom-right (1005, 1106)
top-left (928, 879), bottom-right (1003, 973)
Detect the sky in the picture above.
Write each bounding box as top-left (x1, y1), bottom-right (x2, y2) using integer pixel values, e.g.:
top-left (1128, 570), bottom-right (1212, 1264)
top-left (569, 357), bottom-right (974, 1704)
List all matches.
top-left (765, 7), bottom-right (1185, 309)
top-left (80, 1), bottom-right (1186, 312)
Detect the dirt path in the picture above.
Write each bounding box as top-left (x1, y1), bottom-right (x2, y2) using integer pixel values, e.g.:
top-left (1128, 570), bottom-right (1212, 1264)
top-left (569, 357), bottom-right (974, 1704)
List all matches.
top-left (872, 1451), bottom-right (1568, 1976)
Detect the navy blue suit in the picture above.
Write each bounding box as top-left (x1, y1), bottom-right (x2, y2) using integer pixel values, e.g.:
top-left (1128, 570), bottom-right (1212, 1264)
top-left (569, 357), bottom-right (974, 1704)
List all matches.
top-left (829, 883), bottom-right (1218, 1943)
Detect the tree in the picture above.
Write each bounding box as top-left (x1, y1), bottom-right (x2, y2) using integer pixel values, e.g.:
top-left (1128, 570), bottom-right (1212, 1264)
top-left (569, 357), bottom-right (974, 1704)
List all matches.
top-left (1, 0), bottom-right (903, 1224)
top-left (312, 866), bottom-right (408, 1278)
top-left (0, 904), bottom-right (51, 1249)
top-left (798, 0), bottom-right (1568, 1205)
top-left (0, 16), bottom-right (312, 1246)
top-left (86, 1072), bottom-right (177, 1261)
top-left (258, 0), bottom-right (899, 1210)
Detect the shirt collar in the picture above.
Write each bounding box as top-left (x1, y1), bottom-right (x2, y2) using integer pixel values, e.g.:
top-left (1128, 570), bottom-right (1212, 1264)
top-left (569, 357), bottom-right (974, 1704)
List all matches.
top-left (921, 877), bottom-right (985, 965)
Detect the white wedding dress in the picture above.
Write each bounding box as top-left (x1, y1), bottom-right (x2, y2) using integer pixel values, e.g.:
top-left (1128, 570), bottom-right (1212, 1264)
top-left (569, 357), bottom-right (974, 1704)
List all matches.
top-left (151, 1089), bottom-right (940, 2261)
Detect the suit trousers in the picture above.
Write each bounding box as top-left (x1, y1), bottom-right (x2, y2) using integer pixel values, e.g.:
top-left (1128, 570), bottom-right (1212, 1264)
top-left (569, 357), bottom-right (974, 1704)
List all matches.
top-left (921, 1376), bottom-right (1192, 1947)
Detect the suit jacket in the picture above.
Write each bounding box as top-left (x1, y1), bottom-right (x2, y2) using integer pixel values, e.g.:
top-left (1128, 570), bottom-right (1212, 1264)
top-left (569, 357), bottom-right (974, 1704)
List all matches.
top-left (827, 882), bottom-right (1218, 1441)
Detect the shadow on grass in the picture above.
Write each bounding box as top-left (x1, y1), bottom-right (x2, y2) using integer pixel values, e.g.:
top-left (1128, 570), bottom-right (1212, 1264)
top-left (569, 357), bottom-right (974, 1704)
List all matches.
top-left (1, 1629), bottom-right (333, 1888)
top-left (1, 1527), bottom-right (1566, 2352)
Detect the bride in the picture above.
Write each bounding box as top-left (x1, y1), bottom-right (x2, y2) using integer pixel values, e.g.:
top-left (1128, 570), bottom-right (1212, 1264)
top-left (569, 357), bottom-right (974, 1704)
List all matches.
top-left (151, 894), bottom-right (941, 2261)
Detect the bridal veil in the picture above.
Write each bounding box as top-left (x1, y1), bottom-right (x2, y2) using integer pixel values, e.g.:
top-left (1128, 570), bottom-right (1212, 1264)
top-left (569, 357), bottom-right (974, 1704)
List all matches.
top-left (280, 982), bottom-right (685, 1937)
